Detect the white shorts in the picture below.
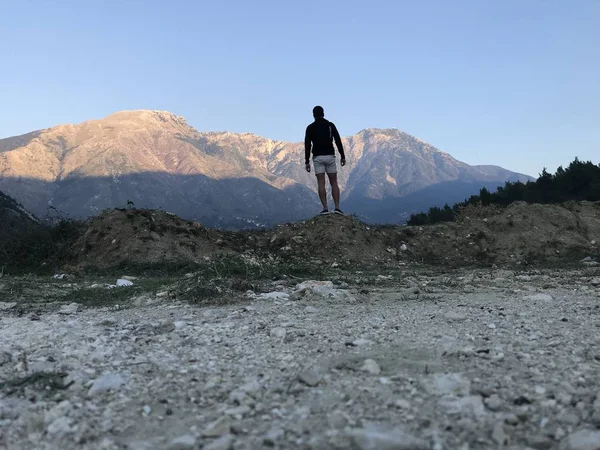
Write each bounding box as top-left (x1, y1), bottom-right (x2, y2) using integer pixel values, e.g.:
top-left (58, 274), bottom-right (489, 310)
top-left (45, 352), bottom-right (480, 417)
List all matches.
top-left (313, 155), bottom-right (337, 175)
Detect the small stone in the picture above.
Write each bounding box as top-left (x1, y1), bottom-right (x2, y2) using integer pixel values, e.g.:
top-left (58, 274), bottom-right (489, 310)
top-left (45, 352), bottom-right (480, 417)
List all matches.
top-left (487, 323), bottom-right (497, 330)
top-left (304, 306), bottom-right (318, 313)
top-left (535, 386), bottom-right (547, 395)
top-left (444, 311), bottom-right (467, 321)
top-left (400, 244), bottom-right (408, 252)
top-left (528, 435), bottom-right (554, 450)
top-left (142, 405), bottom-right (152, 416)
top-left (425, 373), bottom-right (471, 396)
top-left (559, 429), bottom-right (600, 450)
top-left (590, 278), bottom-right (600, 287)
top-left (263, 427), bottom-right (284, 446)
top-left (348, 427), bottom-right (429, 450)
top-left (329, 410), bottom-right (349, 429)
top-left (59, 303), bottom-right (80, 314)
top-left (270, 327), bottom-right (287, 339)
top-left (202, 416), bottom-right (232, 437)
top-left (0, 302), bottom-right (17, 310)
top-left (298, 368), bottom-right (323, 387)
top-left (505, 414), bottom-right (520, 425)
top-left (116, 278), bottom-right (134, 287)
top-left (485, 394), bottom-right (502, 411)
top-left (204, 434), bottom-right (234, 450)
top-left (557, 410), bottom-right (580, 426)
top-left (174, 321), bottom-right (187, 330)
top-left (88, 372), bottom-right (126, 396)
top-left (47, 416), bottom-right (73, 437)
top-left (525, 293), bottom-right (554, 302)
top-left (492, 422), bottom-right (509, 446)
top-left (348, 338), bottom-right (373, 347)
top-left (168, 434), bottom-right (197, 450)
top-left (361, 359), bottom-right (381, 375)
top-left (394, 399), bottom-right (411, 410)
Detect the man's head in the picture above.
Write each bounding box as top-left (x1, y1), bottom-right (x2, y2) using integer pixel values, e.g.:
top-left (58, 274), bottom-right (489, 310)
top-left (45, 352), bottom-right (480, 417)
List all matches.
top-left (312, 105), bottom-right (325, 119)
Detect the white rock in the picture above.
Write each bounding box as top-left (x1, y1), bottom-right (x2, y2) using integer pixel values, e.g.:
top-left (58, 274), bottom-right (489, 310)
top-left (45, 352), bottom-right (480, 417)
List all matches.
top-left (492, 422), bottom-right (509, 446)
top-left (59, 303), bottom-right (79, 314)
top-left (0, 302), bottom-right (17, 310)
top-left (168, 434), bottom-right (197, 450)
top-left (560, 429), bottom-right (600, 450)
top-left (204, 434), bottom-right (234, 450)
top-left (352, 338), bottom-right (373, 347)
top-left (264, 427), bottom-right (285, 445)
top-left (444, 311), bottom-right (467, 321)
top-left (116, 279), bottom-right (134, 287)
top-left (394, 399), bottom-right (411, 410)
top-left (270, 327), bottom-right (287, 339)
top-left (203, 416), bottom-right (232, 437)
top-left (425, 373), bottom-right (471, 396)
top-left (525, 293), bottom-right (554, 302)
top-left (487, 323), bottom-right (497, 330)
top-left (298, 368), bottom-right (323, 387)
top-left (485, 394), bottom-right (502, 411)
top-left (400, 244), bottom-right (408, 252)
top-left (294, 280), bottom-right (354, 301)
top-left (53, 273), bottom-right (66, 279)
top-left (440, 395), bottom-right (486, 419)
top-left (174, 320), bottom-right (187, 330)
top-left (348, 427), bottom-right (429, 450)
top-left (47, 416), bottom-right (73, 436)
top-left (88, 372), bottom-right (126, 396)
top-left (361, 359), bottom-right (381, 375)
top-left (257, 291), bottom-right (290, 300)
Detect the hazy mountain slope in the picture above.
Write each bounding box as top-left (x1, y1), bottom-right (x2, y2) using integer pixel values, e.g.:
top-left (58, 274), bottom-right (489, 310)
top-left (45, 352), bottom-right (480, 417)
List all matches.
top-left (0, 110), bottom-right (532, 226)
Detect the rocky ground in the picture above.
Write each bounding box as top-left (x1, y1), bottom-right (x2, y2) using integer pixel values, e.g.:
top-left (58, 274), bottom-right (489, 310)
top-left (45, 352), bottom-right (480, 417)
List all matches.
top-left (1, 266), bottom-right (600, 450)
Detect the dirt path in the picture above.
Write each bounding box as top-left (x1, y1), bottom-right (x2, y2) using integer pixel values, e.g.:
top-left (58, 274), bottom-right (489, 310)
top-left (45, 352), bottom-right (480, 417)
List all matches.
top-left (1, 269), bottom-right (600, 450)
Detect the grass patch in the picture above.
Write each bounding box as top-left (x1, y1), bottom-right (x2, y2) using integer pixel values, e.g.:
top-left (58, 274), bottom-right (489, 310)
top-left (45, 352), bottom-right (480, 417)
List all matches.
top-left (62, 277), bottom-right (176, 308)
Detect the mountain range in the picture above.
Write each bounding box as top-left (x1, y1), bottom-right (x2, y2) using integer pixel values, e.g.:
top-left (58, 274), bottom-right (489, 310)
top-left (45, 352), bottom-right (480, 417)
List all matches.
top-left (0, 110), bottom-right (532, 228)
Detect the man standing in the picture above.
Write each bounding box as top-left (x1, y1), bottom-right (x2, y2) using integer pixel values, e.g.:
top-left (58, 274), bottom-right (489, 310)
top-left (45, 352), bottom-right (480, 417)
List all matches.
top-left (304, 105), bottom-right (347, 215)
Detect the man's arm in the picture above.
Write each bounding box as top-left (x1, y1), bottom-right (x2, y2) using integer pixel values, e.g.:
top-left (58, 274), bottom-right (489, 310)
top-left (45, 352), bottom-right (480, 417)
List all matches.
top-left (331, 123), bottom-right (346, 160)
top-left (304, 126), bottom-right (312, 164)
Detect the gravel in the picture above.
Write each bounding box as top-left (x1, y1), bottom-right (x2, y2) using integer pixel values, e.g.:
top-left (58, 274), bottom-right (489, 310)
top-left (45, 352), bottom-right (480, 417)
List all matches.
top-left (0, 268), bottom-right (599, 449)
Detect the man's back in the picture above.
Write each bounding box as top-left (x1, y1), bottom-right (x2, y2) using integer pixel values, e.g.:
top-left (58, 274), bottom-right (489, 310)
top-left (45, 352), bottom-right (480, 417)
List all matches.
top-left (305, 118), bottom-right (336, 157)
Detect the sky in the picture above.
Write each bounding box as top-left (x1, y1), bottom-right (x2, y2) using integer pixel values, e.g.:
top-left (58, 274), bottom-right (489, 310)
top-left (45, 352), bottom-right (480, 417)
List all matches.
top-left (1, 0), bottom-right (598, 177)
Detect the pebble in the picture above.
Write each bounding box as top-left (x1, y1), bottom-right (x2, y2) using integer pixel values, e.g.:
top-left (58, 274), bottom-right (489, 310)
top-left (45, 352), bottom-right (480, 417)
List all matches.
top-left (444, 311), bottom-right (467, 321)
top-left (361, 359), bottom-right (381, 375)
top-left (263, 427), bottom-right (284, 446)
top-left (298, 368), bottom-right (323, 387)
top-left (348, 427), bottom-right (429, 450)
top-left (202, 416), bottom-right (232, 437)
top-left (88, 372), bottom-right (126, 396)
top-left (492, 422), bottom-right (509, 446)
top-left (168, 435), bottom-right (197, 450)
top-left (204, 434), bottom-right (234, 450)
top-left (270, 327), bottom-right (287, 339)
top-left (485, 394), bottom-right (503, 411)
top-left (560, 429), bottom-right (600, 450)
top-left (59, 303), bottom-right (80, 314)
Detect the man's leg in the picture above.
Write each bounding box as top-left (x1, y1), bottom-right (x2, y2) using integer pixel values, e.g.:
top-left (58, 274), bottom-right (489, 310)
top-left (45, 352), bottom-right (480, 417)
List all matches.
top-left (327, 173), bottom-right (341, 210)
top-left (317, 173), bottom-right (328, 210)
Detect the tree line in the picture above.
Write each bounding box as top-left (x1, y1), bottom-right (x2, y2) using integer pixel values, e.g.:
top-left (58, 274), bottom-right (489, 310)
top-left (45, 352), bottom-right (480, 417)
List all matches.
top-left (407, 158), bottom-right (600, 226)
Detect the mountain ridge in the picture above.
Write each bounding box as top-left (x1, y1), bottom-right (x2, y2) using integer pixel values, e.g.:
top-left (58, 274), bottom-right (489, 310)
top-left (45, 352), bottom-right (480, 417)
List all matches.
top-left (0, 110), bottom-right (532, 227)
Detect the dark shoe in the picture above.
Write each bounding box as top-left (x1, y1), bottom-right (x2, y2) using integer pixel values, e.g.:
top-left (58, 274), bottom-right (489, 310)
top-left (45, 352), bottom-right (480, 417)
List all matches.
top-left (320, 209), bottom-right (329, 215)
top-left (334, 208), bottom-right (344, 215)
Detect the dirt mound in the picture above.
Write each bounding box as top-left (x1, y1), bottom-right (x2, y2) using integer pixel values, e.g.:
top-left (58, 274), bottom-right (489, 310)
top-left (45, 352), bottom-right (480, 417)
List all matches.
top-left (397, 201), bottom-right (600, 265)
top-left (66, 202), bottom-right (600, 270)
top-left (70, 209), bottom-right (231, 268)
top-left (255, 214), bottom-right (397, 265)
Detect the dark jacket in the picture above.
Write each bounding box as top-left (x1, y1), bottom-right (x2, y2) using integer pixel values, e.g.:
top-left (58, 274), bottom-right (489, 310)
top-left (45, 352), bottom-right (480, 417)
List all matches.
top-left (304, 118), bottom-right (346, 164)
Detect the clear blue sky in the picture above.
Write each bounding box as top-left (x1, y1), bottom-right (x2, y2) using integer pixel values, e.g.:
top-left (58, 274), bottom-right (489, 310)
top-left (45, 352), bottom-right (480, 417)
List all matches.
top-left (1, 0), bottom-right (598, 177)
